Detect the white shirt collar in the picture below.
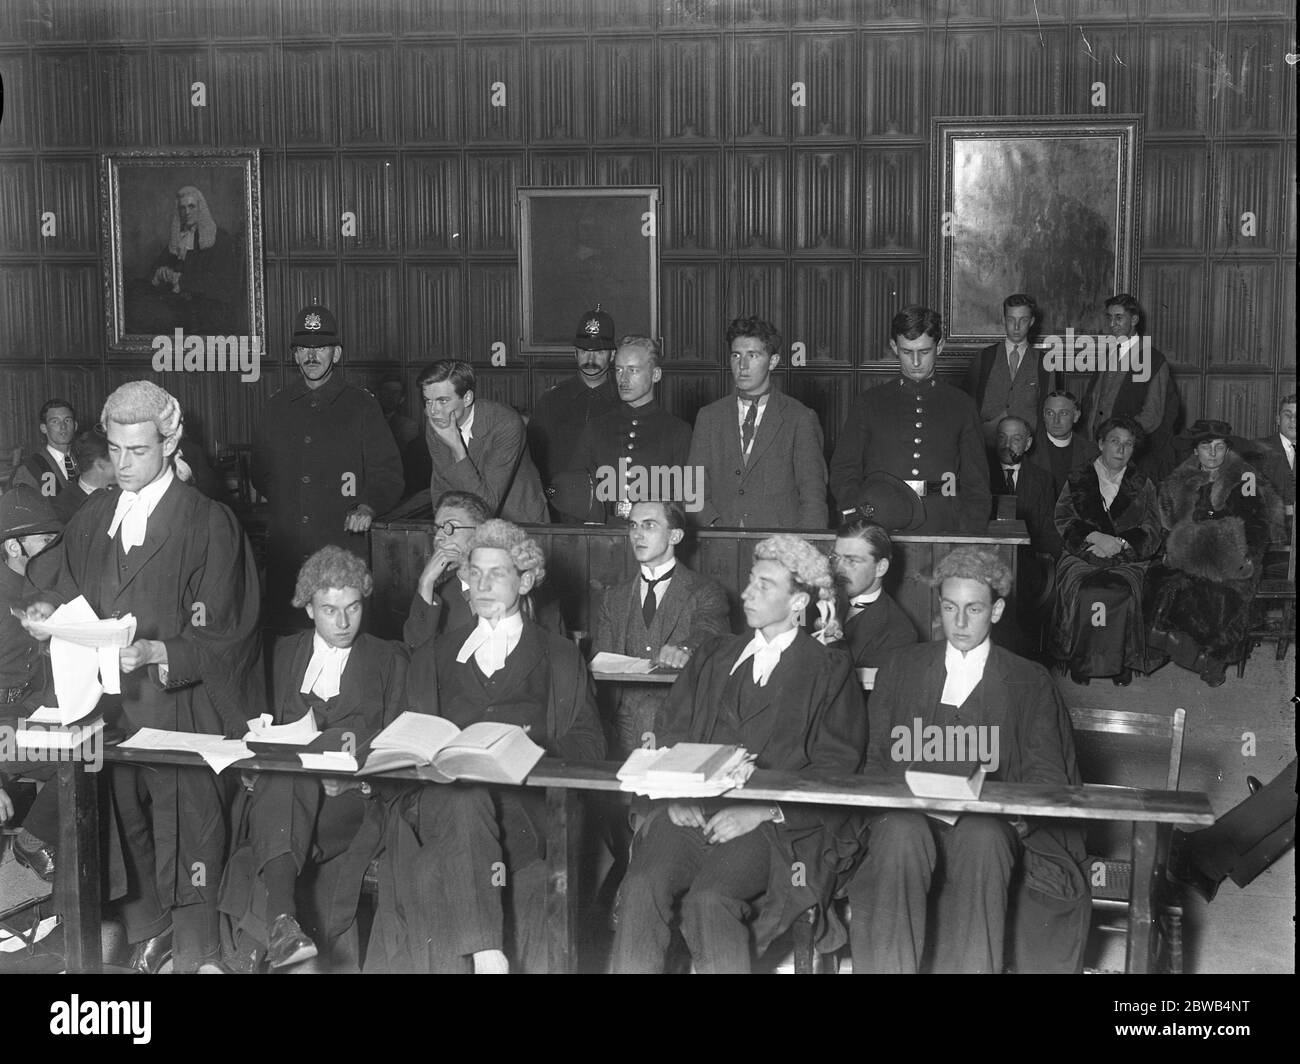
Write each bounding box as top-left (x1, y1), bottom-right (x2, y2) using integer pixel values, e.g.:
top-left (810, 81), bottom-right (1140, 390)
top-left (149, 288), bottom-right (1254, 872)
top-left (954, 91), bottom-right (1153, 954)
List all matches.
top-left (459, 406), bottom-right (476, 443)
top-left (47, 444), bottom-right (70, 469)
top-left (941, 636), bottom-right (991, 708)
top-left (457, 610), bottom-right (524, 676)
top-left (1005, 339), bottom-right (1024, 355)
top-left (850, 587), bottom-right (883, 609)
top-left (1047, 433), bottom-right (1073, 448)
top-left (730, 625), bottom-right (799, 687)
top-left (1280, 434), bottom-right (1295, 466)
top-left (107, 466), bottom-right (175, 552)
top-left (76, 476), bottom-right (97, 494)
top-left (300, 632), bottom-right (352, 700)
top-left (640, 557), bottom-right (676, 581)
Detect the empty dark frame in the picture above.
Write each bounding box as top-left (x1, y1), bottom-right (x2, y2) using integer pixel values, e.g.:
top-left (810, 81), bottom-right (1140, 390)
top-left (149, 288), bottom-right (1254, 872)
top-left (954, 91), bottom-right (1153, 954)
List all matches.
top-left (518, 186), bottom-right (660, 355)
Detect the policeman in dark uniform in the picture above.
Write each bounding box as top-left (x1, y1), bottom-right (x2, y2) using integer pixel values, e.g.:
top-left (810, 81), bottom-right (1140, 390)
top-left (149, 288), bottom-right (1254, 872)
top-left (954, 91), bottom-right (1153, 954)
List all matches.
top-left (528, 306), bottom-right (620, 506)
top-left (252, 305), bottom-right (404, 624)
top-left (830, 306), bottom-right (990, 534)
top-left (564, 336), bottom-right (692, 523)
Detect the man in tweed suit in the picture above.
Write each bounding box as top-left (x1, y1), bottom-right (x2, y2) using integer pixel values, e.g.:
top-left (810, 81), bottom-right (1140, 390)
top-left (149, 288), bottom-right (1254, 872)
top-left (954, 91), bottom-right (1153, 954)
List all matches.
top-left (593, 500), bottom-right (730, 756)
top-left (688, 317), bottom-right (828, 529)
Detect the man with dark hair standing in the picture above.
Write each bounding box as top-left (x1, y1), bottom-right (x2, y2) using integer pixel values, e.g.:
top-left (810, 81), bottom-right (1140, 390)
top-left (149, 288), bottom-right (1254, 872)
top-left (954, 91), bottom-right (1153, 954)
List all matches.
top-left (528, 307), bottom-right (621, 505)
top-left (688, 316), bottom-right (828, 529)
top-left (1027, 390), bottom-right (1096, 496)
top-left (253, 305), bottom-right (404, 622)
top-left (847, 546), bottom-right (1086, 974)
top-left (1079, 293), bottom-right (1179, 481)
top-left (566, 336), bottom-right (692, 523)
top-left (963, 293), bottom-right (1057, 445)
top-left (51, 429), bottom-right (118, 523)
top-left (417, 359), bottom-right (549, 524)
top-left (831, 306), bottom-right (990, 533)
top-left (830, 518), bottom-right (917, 669)
top-left (12, 399), bottom-right (78, 497)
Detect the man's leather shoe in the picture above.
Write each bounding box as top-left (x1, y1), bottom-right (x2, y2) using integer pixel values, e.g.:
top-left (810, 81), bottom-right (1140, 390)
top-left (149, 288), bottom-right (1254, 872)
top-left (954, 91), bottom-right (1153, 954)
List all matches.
top-left (1166, 832), bottom-right (1220, 904)
top-left (127, 929), bottom-right (173, 974)
top-left (11, 837), bottom-right (55, 882)
top-left (1112, 668), bottom-right (1133, 687)
top-left (1247, 775), bottom-right (1263, 796)
top-left (266, 914), bottom-right (316, 970)
top-left (1069, 668), bottom-right (1090, 686)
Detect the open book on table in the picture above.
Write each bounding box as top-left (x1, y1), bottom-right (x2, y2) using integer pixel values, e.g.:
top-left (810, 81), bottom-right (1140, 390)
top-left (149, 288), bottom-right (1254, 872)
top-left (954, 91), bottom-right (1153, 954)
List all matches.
top-left (350, 711), bottom-right (545, 784)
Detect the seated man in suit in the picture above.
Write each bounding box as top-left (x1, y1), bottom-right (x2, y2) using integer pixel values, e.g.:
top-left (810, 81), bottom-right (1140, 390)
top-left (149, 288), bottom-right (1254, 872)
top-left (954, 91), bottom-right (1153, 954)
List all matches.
top-left (403, 490), bottom-right (566, 650)
top-left (1027, 390), bottom-right (1096, 497)
top-left (225, 547), bottom-right (407, 971)
top-left (52, 428), bottom-right (118, 523)
top-left (688, 316), bottom-right (828, 529)
top-left (369, 520), bottom-right (604, 973)
top-left (991, 416), bottom-right (1062, 559)
top-left (612, 535), bottom-right (866, 973)
top-left (847, 546), bottom-right (1086, 974)
top-left (593, 500), bottom-right (731, 758)
top-left (830, 517), bottom-right (917, 669)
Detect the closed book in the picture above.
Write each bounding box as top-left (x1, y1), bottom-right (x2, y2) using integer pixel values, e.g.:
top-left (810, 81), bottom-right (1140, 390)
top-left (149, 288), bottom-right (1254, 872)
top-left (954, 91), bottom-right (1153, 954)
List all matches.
top-left (904, 761), bottom-right (987, 800)
top-left (643, 743), bottom-right (742, 782)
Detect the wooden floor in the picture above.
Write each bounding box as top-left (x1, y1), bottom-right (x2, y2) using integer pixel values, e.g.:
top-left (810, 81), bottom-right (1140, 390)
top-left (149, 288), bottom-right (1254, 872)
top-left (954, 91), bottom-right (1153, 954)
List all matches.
top-left (2, 643), bottom-right (1293, 974)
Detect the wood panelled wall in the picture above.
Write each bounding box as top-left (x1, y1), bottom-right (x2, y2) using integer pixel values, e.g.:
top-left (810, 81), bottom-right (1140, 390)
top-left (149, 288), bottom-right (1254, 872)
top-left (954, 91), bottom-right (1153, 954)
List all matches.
top-left (0, 0), bottom-right (1294, 458)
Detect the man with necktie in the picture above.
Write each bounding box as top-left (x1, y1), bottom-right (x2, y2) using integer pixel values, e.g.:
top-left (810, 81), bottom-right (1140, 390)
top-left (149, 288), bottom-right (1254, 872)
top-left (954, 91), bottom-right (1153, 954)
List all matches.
top-left (12, 399), bottom-right (79, 497)
top-left (830, 517), bottom-right (918, 670)
top-left (612, 535), bottom-right (865, 973)
top-left (688, 316), bottom-right (828, 529)
top-left (989, 416), bottom-right (1062, 558)
top-left (593, 500), bottom-right (730, 757)
top-left (962, 294), bottom-right (1057, 446)
top-left (27, 380), bottom-right (266, 973)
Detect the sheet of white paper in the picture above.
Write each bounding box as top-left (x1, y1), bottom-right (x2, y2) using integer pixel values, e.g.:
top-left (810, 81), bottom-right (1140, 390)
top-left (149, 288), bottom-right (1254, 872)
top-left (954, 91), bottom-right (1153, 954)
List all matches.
top-left (190, 739), bottom-right (254, 774)
top-left (26, 705), bottom-right (64, 724)
top-left (49, 633), bottom-right (104, 725)
top-left (28, 596), bottom-right (136, 647)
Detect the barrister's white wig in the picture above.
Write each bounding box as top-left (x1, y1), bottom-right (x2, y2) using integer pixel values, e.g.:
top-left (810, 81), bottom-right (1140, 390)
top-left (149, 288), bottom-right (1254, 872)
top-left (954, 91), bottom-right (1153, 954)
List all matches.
top-left (101, 380), bottom-right (193, 483)
top-left (169, 185), bottom-right (217, 254)
top-left (462, 519), bottom-right (546, 586)
top-left (753, 534), bottom-right (836, 605)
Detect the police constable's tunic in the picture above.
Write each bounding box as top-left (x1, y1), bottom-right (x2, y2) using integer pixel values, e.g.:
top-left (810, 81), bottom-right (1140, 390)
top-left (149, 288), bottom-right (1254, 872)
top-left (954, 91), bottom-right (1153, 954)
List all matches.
top-left (567, 399), bottom-right (692, 521)
top-left (252, 372), bottom-right (403, 617)
top-left (830, 376), bottom-right (991, 533)
top-left (528, 374), bottom-right (619, 486)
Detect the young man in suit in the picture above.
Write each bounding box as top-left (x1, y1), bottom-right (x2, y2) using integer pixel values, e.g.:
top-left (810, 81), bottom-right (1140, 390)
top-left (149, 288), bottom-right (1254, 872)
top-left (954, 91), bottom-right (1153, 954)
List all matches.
top-left (612, 535), bottom-right (866, 973)
top-left (369, 520), bottom-right (604, 973)
top-left (11, 399), bottom-right (78, 497)
top-left (1252, 393), bottom-right (1295, 519)
top-left (688, 316), bottom-right (828, 529)
top-left (225, 547), bottom-right (407, 971)
top-left (963, 294), bottom-right (1056, 445)
top-left (418, 359), bottom-right (549, 524)
top-left (990, 416), bottom-right (1063, 558)
top-left (830, 517), bottom-right (917, 669)
top-left (27, 380), bottom-right (267, 973)
top-left (593, 500), bottom-right (731, 757)
top-left (847, 546), bottom-right (1086, 974)
top-left (51, 428), bottom-right (118, 524)
top-left (830, 306), bottom-right (991, 533)
top-left (1027, 390), bottom-right (1096, 496)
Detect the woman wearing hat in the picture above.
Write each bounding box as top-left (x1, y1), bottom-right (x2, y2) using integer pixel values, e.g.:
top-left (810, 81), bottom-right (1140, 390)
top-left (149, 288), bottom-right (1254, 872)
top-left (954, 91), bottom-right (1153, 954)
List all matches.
top-left (1145, 420), bottom-right (1284, 686)
top-left (1050, 415), bottom-right (1164, 686)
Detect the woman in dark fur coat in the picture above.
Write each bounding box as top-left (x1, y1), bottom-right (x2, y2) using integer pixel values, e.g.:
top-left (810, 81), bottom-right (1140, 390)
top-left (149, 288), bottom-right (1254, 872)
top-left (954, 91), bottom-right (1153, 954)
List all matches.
top-left (1145, 420), bottom-right (1284, 686)
top-left (1050, 415), bottom-right (1164, 685)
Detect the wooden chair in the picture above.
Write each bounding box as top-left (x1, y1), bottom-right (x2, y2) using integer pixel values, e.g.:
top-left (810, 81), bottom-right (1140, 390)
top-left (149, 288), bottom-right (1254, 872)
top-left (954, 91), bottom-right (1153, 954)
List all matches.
top-left (1239, 519), bottom-right (1296, 675)
top-left (1069, 705), bottom-right (1187, 974)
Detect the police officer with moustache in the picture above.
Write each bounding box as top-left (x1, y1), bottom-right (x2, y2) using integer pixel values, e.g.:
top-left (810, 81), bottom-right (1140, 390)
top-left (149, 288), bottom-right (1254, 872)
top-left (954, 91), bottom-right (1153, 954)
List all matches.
top-left (252, 305), bottom-right (404, 624)
top-left (831, 306), bottom-right (990, 534)
top-left (528, 307), bottom-right (621, 504)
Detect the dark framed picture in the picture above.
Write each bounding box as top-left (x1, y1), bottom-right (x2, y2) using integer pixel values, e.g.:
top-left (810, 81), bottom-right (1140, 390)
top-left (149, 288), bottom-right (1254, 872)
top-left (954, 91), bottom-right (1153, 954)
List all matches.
top-left (931, 116), bottom-right (1141, 346)
top-left (100, 149), bottom-right (265, 354)
top-left (518, 186), bottom-right (660, 355)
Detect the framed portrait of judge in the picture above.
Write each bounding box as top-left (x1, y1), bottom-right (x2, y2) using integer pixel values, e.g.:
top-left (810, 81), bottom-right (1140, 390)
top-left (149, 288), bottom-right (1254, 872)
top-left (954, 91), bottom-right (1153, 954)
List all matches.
top-left (100, 149), bottom-right (265, 354)
top-left (518, 186), bottom-right (660, 356)
top-left (931, 116), bottom-right (1141, 347)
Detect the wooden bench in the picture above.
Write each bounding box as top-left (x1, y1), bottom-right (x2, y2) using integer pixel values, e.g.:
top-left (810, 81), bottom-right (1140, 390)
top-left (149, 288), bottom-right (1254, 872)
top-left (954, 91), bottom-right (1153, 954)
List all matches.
top-left (37, 748), bottom-right (1212, 975)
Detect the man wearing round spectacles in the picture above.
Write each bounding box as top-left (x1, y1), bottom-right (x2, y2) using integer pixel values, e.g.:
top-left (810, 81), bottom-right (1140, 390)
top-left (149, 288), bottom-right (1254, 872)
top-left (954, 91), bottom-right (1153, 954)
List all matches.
top-left (403, 490), bottom-right (488, 648)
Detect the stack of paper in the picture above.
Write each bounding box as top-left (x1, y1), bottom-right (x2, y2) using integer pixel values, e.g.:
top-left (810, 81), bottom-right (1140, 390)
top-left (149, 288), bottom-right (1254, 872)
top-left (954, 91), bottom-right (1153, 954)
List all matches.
top-left (25, 596), bottom-right (136, 724)
top-left (118, 728), bottom-right (254, 774)
top-left (589, 652), bottom-right (658, 675)
top-left (617, 743), bottom-right (756, 798)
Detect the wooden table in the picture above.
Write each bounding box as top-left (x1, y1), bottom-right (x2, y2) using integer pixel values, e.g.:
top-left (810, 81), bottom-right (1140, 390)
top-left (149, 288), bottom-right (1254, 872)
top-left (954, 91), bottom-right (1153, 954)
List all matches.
top-left (36, 746), bottom-right (1211, 975)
